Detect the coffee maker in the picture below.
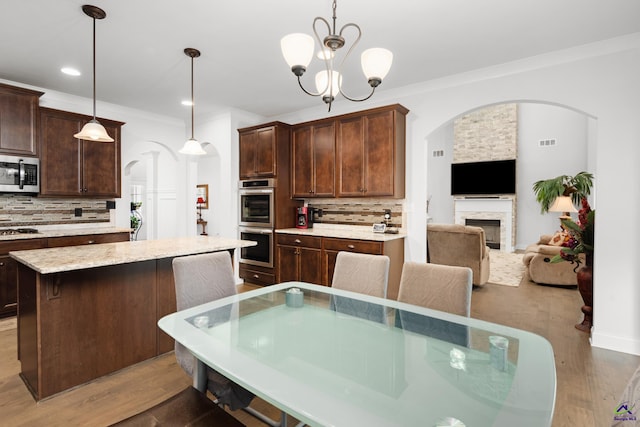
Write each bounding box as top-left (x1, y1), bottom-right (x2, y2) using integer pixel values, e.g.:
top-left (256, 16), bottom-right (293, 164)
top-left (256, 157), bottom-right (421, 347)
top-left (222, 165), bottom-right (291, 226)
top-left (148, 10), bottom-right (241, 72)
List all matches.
top-left (296, 207), bottom-right (314, 229)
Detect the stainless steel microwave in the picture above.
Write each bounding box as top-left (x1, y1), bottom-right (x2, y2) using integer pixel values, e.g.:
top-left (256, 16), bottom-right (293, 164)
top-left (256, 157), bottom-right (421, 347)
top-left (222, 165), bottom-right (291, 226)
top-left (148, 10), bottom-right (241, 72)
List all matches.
top-left (0, 155), bottom-right (39, 194)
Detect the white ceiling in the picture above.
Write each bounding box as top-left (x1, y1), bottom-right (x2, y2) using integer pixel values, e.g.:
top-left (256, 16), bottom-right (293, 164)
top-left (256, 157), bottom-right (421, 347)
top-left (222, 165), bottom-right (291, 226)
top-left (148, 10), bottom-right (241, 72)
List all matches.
top-left (1, 0), bottom-right (639, 122)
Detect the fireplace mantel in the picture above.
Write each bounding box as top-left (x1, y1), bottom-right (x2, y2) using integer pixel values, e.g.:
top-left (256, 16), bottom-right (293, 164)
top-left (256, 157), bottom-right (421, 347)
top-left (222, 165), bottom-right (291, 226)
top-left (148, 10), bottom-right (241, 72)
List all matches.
top-left (453, 197), bottom-right (515, 252)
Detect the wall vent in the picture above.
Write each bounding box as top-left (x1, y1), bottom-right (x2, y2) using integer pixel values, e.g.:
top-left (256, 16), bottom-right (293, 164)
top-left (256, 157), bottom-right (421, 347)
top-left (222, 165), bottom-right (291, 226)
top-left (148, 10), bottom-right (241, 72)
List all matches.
top-left (432, 149), bottom-right (445, 157)
top-left (538, 138), bottom-right (557, 147)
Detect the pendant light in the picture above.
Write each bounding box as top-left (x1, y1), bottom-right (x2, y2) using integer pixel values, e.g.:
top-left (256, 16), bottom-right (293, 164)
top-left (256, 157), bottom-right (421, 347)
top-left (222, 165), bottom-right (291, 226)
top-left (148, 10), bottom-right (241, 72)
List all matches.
top-left (179, 48), bottom-right (206, 156)
top-left (74, 5), bottom-right (114, 143)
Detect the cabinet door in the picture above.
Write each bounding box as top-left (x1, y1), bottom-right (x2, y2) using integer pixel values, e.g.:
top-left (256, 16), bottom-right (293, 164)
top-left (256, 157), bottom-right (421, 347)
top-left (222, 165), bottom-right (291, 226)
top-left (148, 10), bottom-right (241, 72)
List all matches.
top-left (337, 116), bottom-right (365, 196)
top-left (291, 126), bottom-right (313, 198)
top-left (312, 122), bottom-right (336, 197)
top-left (0, 255), bottom-right (17, 316)
top-left (276, 245), bottom-right (299, 283)
top-left (81, 122), bottom-right (121, 197)
top-left (363, 110), bottom-right (395, 196)
top-left (299, 247), bottom-right (322, 284)
top-left (39, 108), bottom-right (83, 196)
top-left (239, 130), bottom-right (257, 179)
top-left (0, 84), bottom-right (43, 156)
top-left (254, 127), bottom-right (276, 177)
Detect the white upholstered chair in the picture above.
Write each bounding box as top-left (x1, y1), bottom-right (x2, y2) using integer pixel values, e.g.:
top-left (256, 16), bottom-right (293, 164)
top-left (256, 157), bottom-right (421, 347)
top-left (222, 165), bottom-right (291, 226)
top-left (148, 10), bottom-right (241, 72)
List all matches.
top-left (330, 251), bottom-right (390, 323)
top-left (173, 251), bottom-right (284, 426)
top-left (397, 262), bottom-right (473, 316)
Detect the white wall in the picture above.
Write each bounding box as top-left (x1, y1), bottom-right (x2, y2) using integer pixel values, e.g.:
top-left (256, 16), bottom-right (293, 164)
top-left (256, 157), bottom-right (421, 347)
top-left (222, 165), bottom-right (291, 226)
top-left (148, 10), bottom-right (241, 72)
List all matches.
top-left (516, 103), bottom-right (589, 248)
top-left (270, 35), bottom-right (640, 355)
top-left (426, 123), bottom-right (454, 223)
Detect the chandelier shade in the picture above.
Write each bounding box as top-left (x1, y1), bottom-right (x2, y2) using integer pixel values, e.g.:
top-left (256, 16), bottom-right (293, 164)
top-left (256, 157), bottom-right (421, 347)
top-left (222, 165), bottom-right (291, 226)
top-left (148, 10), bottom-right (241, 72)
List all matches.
top-left (74, 4), bottom-right (113, 143)
top-left (179, 48), bottom-right (206, 156)
top-left (281, 0), bottom-right (392, 111)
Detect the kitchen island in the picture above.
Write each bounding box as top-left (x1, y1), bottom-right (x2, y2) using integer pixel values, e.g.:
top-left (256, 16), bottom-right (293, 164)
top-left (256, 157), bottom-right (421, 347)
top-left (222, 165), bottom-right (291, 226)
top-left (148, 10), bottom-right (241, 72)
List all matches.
top-left (11, 236), bottom-right (255, 400)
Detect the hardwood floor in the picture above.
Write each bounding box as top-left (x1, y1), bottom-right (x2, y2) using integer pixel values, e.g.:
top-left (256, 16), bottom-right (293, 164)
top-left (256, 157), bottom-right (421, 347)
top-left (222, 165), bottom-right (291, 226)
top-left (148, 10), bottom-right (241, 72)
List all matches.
top-left (1, 276), bottom-right (638, 426)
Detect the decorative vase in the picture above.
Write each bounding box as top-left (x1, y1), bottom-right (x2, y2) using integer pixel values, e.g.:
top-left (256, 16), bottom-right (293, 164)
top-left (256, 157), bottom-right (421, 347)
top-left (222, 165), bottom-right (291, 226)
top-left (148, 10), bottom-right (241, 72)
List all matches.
top-left (575, 254), bottom-right (593, 332)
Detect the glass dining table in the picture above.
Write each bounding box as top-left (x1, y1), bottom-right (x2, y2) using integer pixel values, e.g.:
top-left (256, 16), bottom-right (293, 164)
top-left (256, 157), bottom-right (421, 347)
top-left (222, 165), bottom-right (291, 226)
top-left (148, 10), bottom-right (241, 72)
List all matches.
top-left (158, 282), bottom-right (556, 427)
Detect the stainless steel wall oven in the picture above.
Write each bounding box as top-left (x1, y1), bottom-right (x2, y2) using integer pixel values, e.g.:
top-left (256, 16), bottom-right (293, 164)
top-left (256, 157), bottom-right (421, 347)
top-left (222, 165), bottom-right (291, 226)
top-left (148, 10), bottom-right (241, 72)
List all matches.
top-left (239, 179), bottom-right (275, 268)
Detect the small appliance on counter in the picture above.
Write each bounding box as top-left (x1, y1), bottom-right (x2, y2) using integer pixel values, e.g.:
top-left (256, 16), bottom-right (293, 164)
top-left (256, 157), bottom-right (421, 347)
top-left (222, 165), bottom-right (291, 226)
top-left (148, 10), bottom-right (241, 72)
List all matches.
top-left (296, 207), bottom-right (314, 229)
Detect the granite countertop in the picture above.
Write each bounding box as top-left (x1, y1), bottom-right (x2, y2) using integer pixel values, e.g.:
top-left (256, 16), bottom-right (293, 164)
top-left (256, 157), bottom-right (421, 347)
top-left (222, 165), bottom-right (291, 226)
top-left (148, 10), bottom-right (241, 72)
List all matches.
top-left (276, 225), bottom-right (406, 242)
top-left (10, 236), bottom-right (256, 274)
top-left (0, 226), bottom-right (132, 242)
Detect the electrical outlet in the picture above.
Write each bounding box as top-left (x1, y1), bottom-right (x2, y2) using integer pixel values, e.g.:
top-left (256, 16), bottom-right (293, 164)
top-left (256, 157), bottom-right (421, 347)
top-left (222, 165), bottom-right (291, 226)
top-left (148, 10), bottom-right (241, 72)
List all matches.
top-left (74, 208), bottom-right (82, 217)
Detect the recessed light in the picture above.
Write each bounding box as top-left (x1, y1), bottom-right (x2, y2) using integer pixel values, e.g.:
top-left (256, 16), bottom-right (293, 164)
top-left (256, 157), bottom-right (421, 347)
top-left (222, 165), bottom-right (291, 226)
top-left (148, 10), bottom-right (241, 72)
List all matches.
top-left (61, 67), bottom-right (81, 76)
top-left (181, 100), bottom-right (193, 106)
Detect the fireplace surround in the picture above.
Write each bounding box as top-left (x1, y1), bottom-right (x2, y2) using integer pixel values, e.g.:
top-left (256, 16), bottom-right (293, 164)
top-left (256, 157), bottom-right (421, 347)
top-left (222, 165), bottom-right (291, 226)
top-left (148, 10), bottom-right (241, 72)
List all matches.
top-left (454, 197), bottom-right (515, 252)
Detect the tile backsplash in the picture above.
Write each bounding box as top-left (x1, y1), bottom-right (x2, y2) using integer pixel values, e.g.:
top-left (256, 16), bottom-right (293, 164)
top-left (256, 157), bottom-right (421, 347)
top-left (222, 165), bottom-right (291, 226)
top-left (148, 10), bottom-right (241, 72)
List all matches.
top-left (0, 195), bottom-right (111, 227)
top-left (308, 198), bottom-right (404, 228)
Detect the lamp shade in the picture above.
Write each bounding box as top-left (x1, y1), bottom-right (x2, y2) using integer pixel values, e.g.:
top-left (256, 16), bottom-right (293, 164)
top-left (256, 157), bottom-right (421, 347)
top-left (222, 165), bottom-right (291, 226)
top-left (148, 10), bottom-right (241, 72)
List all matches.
top-left (74, 120), bottom-right (114, 142)
top-left (197, 197), bottom-right (205, 204)
top-left (281, 33), bottom-right (314, 68)
top-left (179, 138), bottom-right (206, 156)
top-left (549, 196), bottom-right (578, 213)
top-left (361, 48), bottom-right (393, 81)
top-left (315, 70), bottom-right (342, 98)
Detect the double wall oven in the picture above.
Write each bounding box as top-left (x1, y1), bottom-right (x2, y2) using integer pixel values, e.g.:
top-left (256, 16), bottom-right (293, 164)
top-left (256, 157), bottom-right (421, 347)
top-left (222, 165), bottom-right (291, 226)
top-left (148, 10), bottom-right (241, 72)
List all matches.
top-left (239, 179), bottom-right (275, 268)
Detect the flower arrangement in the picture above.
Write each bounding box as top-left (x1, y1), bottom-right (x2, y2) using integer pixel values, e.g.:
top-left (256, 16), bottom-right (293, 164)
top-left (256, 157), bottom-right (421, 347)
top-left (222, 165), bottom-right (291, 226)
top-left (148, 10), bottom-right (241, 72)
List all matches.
top-left (551, 197), bottom-right (595, 267)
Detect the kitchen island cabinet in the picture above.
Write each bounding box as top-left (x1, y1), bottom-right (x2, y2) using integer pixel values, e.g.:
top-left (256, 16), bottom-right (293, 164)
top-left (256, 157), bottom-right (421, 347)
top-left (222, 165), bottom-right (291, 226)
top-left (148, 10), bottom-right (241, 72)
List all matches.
top-left (39, 107), bottom-right (123, 198)
top-left (11, 236), bottom-right (255, 401)
top-left (0, 83), bottom-right (43, 156)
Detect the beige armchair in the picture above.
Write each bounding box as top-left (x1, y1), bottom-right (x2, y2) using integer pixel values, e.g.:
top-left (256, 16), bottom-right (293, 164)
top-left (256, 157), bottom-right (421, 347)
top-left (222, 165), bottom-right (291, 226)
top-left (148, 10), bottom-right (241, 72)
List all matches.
top-left (522, 234), bottom-right (579, 286)
top-left (426, 223), bottom-right (490, 286)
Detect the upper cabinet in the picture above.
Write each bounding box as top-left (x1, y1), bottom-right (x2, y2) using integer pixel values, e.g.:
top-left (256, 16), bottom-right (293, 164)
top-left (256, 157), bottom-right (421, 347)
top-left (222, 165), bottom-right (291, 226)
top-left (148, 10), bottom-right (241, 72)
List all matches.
top-left (239, 124), bottom-right (285, 179)
top-left (291, 120), bottom-right (335, 198)
top-left (0, 83), bottom-right (44, 157)
top-left (336, 105), bottom-right (408, 198)
top-left (39, 107), bottom-right (123, 198)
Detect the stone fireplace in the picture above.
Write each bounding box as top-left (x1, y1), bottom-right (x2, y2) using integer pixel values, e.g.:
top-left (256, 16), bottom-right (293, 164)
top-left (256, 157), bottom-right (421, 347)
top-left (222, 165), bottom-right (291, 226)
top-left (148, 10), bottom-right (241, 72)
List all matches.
top-left (454, 197), bottom-right (515, 252)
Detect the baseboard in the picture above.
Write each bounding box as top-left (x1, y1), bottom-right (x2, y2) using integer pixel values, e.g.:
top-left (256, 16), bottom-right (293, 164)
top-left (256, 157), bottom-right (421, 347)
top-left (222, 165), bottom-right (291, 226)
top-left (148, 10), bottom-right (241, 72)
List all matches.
top-left (591, 329), bottom-right (640, 356)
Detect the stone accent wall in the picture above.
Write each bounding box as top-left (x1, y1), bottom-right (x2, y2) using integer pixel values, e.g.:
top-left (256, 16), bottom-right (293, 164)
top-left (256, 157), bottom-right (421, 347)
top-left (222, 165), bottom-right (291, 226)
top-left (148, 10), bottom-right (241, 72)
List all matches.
top-left (0, 195), bottom-right (111, 228)
top-left (308, 198), bottom-right (404, 229)
top-left (453, 103), bottom-right (518, 162)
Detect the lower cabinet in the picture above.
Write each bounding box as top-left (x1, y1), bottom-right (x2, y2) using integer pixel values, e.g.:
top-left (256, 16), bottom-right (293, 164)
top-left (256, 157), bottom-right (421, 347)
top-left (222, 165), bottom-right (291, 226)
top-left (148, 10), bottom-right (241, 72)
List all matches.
top-left (238, 263), bottom-right (276, 287)
top-left (0, 239), bottom-right (47, 318)
top-left (0, 232), bottom-right (130, 318)
top-left (276, 234), bottom-right (322, 284)
top-left (275, 233), bottom-right (404, 300)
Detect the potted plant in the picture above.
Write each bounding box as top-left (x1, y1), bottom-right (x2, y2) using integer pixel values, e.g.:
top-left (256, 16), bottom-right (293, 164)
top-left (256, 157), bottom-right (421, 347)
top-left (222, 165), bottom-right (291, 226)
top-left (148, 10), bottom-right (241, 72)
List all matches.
top-left (532, 171), bottom-right (594, 213)
top-left (551, 197), bottom-right (595, 332)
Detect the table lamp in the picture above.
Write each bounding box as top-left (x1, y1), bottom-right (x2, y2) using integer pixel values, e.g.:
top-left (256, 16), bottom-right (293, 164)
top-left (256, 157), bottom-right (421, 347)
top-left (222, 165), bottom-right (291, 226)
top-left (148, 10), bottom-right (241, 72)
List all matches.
top-left (549, 196), bottom-right (577, 226)
top-left (197, 197), bottom-right (205, 221)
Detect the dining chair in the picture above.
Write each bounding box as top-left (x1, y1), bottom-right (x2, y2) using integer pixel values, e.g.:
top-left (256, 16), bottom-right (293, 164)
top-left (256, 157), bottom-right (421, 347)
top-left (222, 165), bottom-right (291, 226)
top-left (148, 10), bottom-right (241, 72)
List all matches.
top-left (395, 262), bottom-right (473, 346)
top-left (397, 262), bottom-right (473, 316)
top-left (173, 251), bottom-right (284, 427)
top-left (330, 251), bottom-right (390, 323)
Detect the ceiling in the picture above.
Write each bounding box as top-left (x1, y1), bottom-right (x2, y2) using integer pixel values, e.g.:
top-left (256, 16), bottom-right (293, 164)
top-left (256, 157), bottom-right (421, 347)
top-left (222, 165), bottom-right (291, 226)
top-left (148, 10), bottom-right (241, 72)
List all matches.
top-left (1, 0), bottom-right (639, 122)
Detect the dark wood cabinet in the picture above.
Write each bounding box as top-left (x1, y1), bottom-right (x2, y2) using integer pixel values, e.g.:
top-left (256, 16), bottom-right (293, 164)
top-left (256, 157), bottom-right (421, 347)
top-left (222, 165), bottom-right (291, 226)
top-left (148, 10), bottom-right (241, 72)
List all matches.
top-left (39, 107), bottom-right (123, 197)
top-left (336, 105), bottom-right (408, 198)
top-left (291, 121), bottom-right (336, 198)
top-left (276, 234), bottom-right (322, 284)
top-left (0, 232), bottom-right (129, 319)
top-left (238, 263), bottom-right (276, 287)
top-left (239, 125), bottom-right (279, 178)
top-left (0, 238), bottom-right (46, 318)
top-left (0, 83), bottom-right (43, 156)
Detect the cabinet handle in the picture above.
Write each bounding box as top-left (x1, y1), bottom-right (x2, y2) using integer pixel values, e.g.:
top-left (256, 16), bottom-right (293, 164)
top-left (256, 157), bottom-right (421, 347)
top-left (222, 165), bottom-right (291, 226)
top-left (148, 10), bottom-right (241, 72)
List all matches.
top-left (294, 239), bottom-right (301, 244)
top-left (347, 244), bottom-right (355, 249)
top-left (0, 262), bottom-right (4, 267)
top-left (87, 240), bottom-right (95, 244)
top-left (308, 190), bottom-right (313, 194)
top-left (253, 274), bottom-right (260, 279)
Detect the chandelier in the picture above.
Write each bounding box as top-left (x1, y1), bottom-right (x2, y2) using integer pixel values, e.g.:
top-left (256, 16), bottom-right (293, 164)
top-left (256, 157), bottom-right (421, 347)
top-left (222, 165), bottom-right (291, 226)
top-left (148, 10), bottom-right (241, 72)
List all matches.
top-left (280, 0), bottom-right (393, 112)
top-left (74, 5), bottom-right (114, 143)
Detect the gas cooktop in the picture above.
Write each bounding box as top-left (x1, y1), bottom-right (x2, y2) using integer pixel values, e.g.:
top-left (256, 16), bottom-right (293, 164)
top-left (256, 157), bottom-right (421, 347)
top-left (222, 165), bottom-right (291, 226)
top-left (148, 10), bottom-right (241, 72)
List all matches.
top-left (0, 228), bottom-right (39, 235)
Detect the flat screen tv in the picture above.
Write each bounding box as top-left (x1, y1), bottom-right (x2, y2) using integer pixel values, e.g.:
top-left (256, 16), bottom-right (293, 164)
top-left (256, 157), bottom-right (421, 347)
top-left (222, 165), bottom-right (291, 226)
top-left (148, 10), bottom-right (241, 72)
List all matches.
top-left (451, 159), bottom-right (516, 195)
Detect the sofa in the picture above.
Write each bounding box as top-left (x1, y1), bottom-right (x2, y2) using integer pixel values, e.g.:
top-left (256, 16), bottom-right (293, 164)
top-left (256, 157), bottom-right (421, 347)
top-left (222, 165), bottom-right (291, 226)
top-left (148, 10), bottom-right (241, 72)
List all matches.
top-left (522, 234), bottom-right (580, 286)
top-left (426, 223), bottom-right (490, 286)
